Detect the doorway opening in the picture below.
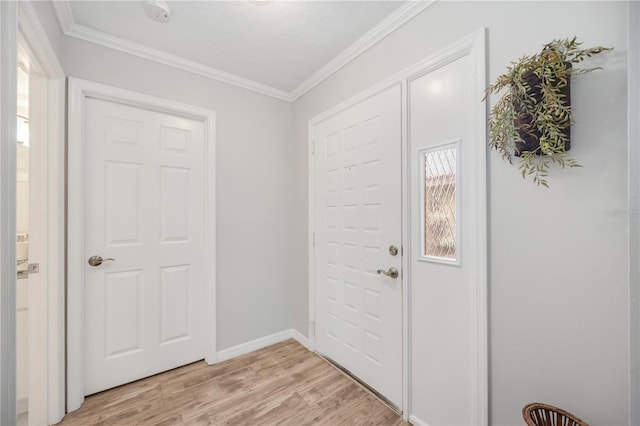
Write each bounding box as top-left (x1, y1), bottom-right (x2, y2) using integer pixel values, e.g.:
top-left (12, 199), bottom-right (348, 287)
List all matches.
top-left (16, 37), bottom-right (53, 426)
top-left (14, 15), bottom-right (66, 422)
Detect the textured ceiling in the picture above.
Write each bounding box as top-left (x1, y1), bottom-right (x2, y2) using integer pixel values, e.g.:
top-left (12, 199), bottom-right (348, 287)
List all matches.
top-left (66, 1), bottom-right (406, 93)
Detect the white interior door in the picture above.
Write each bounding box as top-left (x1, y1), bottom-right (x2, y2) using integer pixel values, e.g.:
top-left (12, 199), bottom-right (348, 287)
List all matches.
top-left (84, 97), bottom-right (206, 395)
top-left (313, 85), bottom-right (402, 407)
top-left (408, 51), bottom-right (485, 425)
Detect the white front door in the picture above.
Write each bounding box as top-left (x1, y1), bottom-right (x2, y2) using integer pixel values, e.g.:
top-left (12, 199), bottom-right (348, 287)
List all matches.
top-left (408, 51), bottom-right (486, 425)
top-left (83, 97), bottom-right (206, 395)
top-left (313, 85), bottom-right (402, 407)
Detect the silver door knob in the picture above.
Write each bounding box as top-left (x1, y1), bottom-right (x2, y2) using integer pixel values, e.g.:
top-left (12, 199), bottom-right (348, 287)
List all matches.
top-left (88, 255), bottom-right (115, 267)
top-left (377, 267), bottom-right (399, 279)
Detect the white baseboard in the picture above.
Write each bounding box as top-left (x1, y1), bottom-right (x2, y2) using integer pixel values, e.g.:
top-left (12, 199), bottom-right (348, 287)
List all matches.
top-left (409, 414), bottom-right (430, 426)
top-left (290, 328), bottom-right (311, 350)
top-left (216, 328), bottom-right (312, 363)
top-left (216, 330), bottom-right (292, 362)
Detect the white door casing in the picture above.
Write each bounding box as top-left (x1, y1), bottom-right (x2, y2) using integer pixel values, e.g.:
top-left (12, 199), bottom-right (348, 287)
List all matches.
top-left (313, 85), bottom-right (403, 407)
top-left (408, 38), bottom-right (487, 425)
top-left (68, 79), bottom-right (216, 410)
top-left (16, 3), bottom-right (67, 422)
top-left (26, 65), bottom-right (51, 426)
top-left (16, 142), bottom-right (28, 415)
top-left (0, 3), bottom-right (19, 424)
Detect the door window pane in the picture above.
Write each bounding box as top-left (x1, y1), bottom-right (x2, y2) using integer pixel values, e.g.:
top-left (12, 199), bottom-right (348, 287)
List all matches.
top-left (422, 144), bottom-right (458, 262)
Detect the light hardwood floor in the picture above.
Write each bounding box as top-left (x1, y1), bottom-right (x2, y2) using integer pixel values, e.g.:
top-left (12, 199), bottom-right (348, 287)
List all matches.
top-left (57, 339), bottom-right (408, 425)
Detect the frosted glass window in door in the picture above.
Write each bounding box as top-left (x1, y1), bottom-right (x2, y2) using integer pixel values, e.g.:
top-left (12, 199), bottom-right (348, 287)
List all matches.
top-left (422, 143), bottom-right (458, 262)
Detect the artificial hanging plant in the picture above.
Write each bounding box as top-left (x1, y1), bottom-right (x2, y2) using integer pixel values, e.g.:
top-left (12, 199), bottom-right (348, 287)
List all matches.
top-left (485, 37), bottom-right (611, 187)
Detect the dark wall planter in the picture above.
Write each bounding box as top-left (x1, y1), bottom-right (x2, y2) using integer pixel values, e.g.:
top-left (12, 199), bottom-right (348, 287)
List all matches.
top-left (513, 69), bottom-right (572, 157)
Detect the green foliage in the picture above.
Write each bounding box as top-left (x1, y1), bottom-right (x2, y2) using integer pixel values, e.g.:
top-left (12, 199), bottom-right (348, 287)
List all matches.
top-left (484, 37), bottom-right (611, 187)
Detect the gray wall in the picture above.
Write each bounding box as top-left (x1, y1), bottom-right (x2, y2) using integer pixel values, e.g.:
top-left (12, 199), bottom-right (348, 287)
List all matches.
top-left (35, 1), bottom-right (632, 424)
top-left (60, 36), bottom-right (295, 351)
top-left (292, 1), bottom-right (629, 425)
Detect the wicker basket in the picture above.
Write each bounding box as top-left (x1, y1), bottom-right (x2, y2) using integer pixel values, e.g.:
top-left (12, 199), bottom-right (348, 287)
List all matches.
top-left (522, 402), bottom-right (588, 426)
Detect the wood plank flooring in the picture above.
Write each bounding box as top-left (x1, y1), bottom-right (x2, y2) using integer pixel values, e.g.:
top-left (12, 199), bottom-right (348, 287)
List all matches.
top-left (57, 339), bottom-right (408, 426)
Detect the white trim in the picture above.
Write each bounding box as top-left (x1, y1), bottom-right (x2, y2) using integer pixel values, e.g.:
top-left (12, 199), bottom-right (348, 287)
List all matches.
top-left (0, 2), bottom-right (18, 424)
top-left (16, 4), bottom-right (66, 422)
top-left (51, 0), bottom-right (289, 101)
top-left (49, 0), bottom-right (73, 35)
top-left (471, 29), bottom-right (488, 426)
top-left (629, 1), bottom-right (640, 424)
top-left (66, 78), bottom-right (84, 413)
top-left (408, 414), bottom-right (430, 426)
top-left (290, 1), bottom-right (435, 100)
top-left (51, 0), bottom-right (434, 102)
top-left (46, 78), bottom-right (65, 425)
top-left (290, 329), bottom-right (312, 351)
top-left (400, 78), bottom-right (411, 421)
top-left (216, 330), bottom-right (303, 362)
top-left (66, 78), bottom-right (217, 412)
top-left (18, 1), bottom-right (65, 424)
top-left (307, 28), bottom-right (487, 425)
top-left (307, 126), bottom-right (317, 352)
top-left (67, 23), bottom-right (292, 102)
top-left (204, 105), bottom-right (217, 366)
top-left (19, 1), bottom-right (65, 78)
top-left (307, 30), bottom-right (483, 129)
top-left (291, 0), bottom-right (435, 101)
top-left (27, 68), bottom-right (49, 426)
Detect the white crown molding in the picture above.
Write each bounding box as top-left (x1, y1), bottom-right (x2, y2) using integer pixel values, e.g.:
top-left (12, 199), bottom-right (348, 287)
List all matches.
top-left (51, 0), bottom-right (435, 103)
top-left (65, 23), bottom-right (293, 101)
top-left (51, 0), bottom-right (291, 100)
top-left (19, 1), bottom-right (65, 77)
top-left (50, 0), bottom-right (74, 34)
top-left (289, 0), bottom-right (436, 101)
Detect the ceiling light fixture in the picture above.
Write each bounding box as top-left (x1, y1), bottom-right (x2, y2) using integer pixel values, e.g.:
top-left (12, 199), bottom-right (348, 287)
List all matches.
top-left (144, 0), bottom-right (171, 23)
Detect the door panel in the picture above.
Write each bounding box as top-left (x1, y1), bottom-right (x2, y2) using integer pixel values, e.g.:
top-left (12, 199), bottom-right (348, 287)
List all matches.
top-left (160, 265), bottom-right (191, 344)
top-left (409, 53), bottom-right (481, 424)
top-left (84, 98), bottom-right (205, 395)
top-left (314, 85), bottom-right (402, 407)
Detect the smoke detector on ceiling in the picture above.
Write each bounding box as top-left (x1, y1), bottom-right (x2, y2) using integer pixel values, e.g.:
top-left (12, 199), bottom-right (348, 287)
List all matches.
top-left (144, 0), bottom-right (171, 23)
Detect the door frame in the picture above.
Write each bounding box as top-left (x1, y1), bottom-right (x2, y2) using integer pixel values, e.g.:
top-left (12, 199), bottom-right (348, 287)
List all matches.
top-left (0, 2), bottom-right (66, 424)
top-left (308, 29), bottom-right (487, 422)
top-left (0, 2), bottom-right (18, 424)
top-left (628, 1), bottom-right (639, 424)
top-left (67, 78), bottom-right (217, 411)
